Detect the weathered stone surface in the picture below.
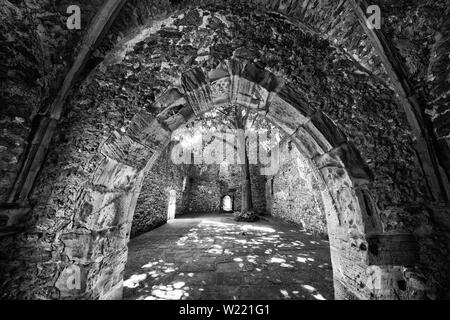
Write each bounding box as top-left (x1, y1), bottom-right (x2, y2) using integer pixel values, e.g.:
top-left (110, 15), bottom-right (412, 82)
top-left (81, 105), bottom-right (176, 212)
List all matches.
top-left (157, 104), bottom-right (195, 132)
top-left (241, 62), bottom-right (282, 92)
top-left (278, 83), bottom-right (316, 118)
top-left (92, 157), bottom-right (137, 191)
top-left (60, 231), bottom-right (100, 264)
top-left (152, 88), bottom-right (185, 111)
top-left (306, 113), bottom-right (348, 151)
top-left (268, 142), bottom-right (327, 236)
top-left (101, 132), bottom-right (155, 170)
top-left (230, 77), bottom-right (270, 110)
top-left (355, 188), bottom-right (383, 234)
top-left (207, 65), bottom-right (230, 82)
top-left (74, 189), bottom-right (133, 232)
top-left (131, 148), bottom-right (188, 238)
top-left (291, 127), bottom-right (327, 158)
top-left (266, 94), bottom-right (310, 135)
top-left (127, 111), bottom-right (172, 149)
top-left (185, 164), bottom-right (266, 215)
top-left (182, 68), bottom-right (213, 114)
top-left (314, 142), bottom-right (373, 186)
top-left (1, 1), bottom-right (449, 301)
top-left (210, 77), bottom-right (231, 106)
top-left (367, 233), bottom-right (419, 267)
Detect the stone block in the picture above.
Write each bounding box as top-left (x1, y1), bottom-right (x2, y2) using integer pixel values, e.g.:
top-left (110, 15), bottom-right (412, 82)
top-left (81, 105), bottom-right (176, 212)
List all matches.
top-left (230, 77), bottom-right (269, 109)
top-left (355, 188), bottom-right (383, 234)
top-left (226, 58), bottom-right (248, 77)
top-left (101, 131), bottom-right (155, 170)
top-left (182, 68), bottom-right (214, 114)
top-left (319, 166), bottom-right (353, 190)
top-left (314, 142), bottom-right (372, 186)
top-left (75, 190), bottom-right (133, 231)
top-left (326, 186), bottom-right (365, 231)
top-left (278, 82), bottom-right (316, 118)
top-left (207, 65), bottom-right (229, 82)
top-left (267, 93), bottom-right (309, 135)
top-left (303, 112), bottom-right (347, 152)
top-left (290, 126), bottom-right (327, 159)
top-left (92, 157), bottom-right (137, 190)
top-left (367, 233), bottom-right (419, 267)
top-left (184, 86), bottom-right (214, 115)
top-left (241, 62), bottom-right (282, 92)
top-left (60, 231), bottom-right (100, 264)
top-left (152, 87), bottom-right (185, 110)
top-left (210, 77), bottom-right (231, 106)
top-left (157, 104), bottom-right (195, 132)
top-left (182, 67), bottom-right (208, 91)
top-left (127, 112), bottom-right (171, 150)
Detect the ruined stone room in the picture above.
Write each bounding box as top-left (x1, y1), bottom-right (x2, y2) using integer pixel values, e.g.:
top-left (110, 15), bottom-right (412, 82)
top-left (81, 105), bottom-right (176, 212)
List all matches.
top-left (0, 0), bottom-right (449, 302)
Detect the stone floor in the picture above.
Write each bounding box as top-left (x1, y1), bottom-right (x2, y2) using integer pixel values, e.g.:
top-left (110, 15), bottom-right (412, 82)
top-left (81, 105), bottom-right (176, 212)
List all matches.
top-left (123, 213), bottom-right (334, 300)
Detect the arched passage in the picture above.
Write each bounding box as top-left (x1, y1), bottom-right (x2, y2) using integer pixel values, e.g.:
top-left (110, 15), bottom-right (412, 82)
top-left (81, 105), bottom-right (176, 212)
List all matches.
top-left (0, 5), bottom-right (439, 300)
top-left (99, 58), bottom-right (378, 300)
top-left (37, 58), bottom-right (380, 300)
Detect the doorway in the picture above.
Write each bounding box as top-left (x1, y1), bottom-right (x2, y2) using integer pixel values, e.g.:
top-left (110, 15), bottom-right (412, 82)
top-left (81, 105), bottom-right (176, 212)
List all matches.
top-left (167, 190), bottom-right (177, 220)
top-left (222, 195), bottom-right (233, 212)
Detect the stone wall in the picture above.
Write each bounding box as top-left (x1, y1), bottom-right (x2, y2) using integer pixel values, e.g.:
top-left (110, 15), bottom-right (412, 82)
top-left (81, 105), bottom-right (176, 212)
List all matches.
top-left (186, 165), bottom-right (222, 213)
top-left (0, 2), bottom-right (449, 300)
top-left (186, 164), bottom-right (266, 214)
top-left (0, 0), bottom-right (105, 203)
top-left (250, 164), bottom-right (267, 215)
top-left (268, 141), bottom-right (327, 237)
top-left (4, 0), bottom-right (449, 207)
top-left (130, 146), bottom-right (188, 238)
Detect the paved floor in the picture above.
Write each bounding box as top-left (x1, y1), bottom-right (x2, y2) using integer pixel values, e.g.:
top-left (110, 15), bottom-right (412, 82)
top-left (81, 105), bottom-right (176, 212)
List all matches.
top-left (123, 213), bottom-right (334, 300)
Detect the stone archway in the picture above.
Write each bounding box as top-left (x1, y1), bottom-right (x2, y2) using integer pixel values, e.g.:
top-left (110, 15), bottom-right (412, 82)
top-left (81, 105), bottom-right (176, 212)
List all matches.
top-left (1, 4), bottom-right (437, 300)
top-left (75, 58), bottom-right (382, 300)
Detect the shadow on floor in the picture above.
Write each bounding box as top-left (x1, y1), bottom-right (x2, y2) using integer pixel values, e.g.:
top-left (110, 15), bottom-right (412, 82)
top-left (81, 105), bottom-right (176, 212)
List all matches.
top-left (123, 213), bottom-right (334, 300)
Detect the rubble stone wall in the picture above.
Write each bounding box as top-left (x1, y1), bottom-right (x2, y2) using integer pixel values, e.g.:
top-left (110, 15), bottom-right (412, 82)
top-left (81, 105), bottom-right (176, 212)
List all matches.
top-left (186, 164), bottom-right (266, 214)
top-left (269, 141), bottom-right (327, 237)
top-left (0, 2), bottom-right (448, 300)
top-left (130, 146), bottom-right (188, 238)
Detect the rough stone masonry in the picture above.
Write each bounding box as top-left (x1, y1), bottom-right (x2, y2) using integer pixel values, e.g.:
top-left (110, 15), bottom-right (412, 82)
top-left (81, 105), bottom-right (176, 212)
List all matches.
top-left (0, 0), bottom-right (449, 300)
